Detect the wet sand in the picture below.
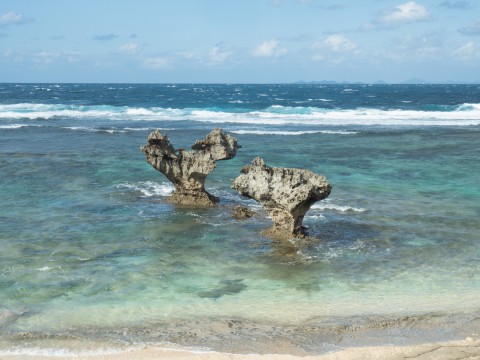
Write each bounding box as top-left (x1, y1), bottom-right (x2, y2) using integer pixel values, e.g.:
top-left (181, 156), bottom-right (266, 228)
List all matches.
top-left (1, 338), bottom-right (479, 360)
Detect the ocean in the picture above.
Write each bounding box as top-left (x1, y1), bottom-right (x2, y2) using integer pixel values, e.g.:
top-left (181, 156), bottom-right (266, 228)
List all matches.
top-left (0, 83), bottom-right (479, 356)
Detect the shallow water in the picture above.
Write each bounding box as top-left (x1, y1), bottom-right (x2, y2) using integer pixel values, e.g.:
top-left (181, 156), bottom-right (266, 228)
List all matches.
top-left (0, 83), bottom-right (479, 354)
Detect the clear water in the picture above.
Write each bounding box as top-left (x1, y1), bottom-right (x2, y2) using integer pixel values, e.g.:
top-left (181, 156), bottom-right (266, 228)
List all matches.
top-left (0, 83), bottom-right (479, 354)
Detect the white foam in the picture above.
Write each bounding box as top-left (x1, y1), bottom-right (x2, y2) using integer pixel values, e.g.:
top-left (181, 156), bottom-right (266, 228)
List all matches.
top-left (0, 347), bottom-right (140, 357)
top-left (116, 181), bottom-right (174, 197)
top-left (230, 130), bottom-right (357, 135)
top-left (36, 266), bottom-right (54, 272)
top-left (312, 200), bottom-right (366, 213)
top-left (0, 103), bottom-right (124, 120)
top-left (305, 214), bottom-right (327, 220)
top-left (126, 107), bottom-right (156, 116)
top-left (0, 124), bottom-right (30, 129)
top-left (1, 103), bottom-right (480, 126)
top-left (458, 103), bottom-right (480, 111)
top-left (124, 127), bottom-right (153, 131)
top-left (319, 130), bottom-right (358, 134)
top-left (186, 105), bottom-right (480, 126)
top-left (61, 126), bottom-right (125, 133)
top-left (124, 127), bottom-right (175, 131)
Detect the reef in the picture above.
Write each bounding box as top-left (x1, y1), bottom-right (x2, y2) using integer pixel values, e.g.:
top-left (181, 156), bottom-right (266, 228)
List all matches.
top-left (141, 128), bottom-right (240, 206)
top-left (232, 157), bottom-right (331, 239)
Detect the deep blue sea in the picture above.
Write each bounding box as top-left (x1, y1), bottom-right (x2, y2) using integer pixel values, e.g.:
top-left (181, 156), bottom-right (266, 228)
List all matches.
top-left (0, 83), bottom-right (479, 355)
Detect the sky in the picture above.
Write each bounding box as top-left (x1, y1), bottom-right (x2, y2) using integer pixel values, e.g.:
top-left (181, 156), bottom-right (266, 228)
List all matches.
top-left (1, 0), bottom-right (480, 83)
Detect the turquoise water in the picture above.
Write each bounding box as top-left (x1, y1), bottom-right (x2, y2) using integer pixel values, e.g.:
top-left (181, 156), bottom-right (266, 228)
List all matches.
top-left (0, 84), bottom-right (479, 354)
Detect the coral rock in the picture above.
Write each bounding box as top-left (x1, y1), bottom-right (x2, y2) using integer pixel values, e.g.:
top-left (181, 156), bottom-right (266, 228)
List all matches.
top-left (232, 157), bottom-right (331, 238)
top-left (141, 128), bottom-right (240, 206)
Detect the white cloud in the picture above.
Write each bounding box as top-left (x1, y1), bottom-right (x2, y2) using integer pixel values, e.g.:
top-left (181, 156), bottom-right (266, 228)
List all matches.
top-left (380, 2), bottom-right (431, 25)
top-left (311, 34), bottom-right (359, 63)
top-left (1, 48), bottom-right (24, 62)
top-left (117, 43), bottom-right (140, 55)
top-left (366, 32), bottom-right (446, 64)
top-left (66, 52), bottom-right (82, 63)
top-left (209, 46), bottom-right (231, 63)
top-left (2, 49), bottom-right (84, 66)
top-left (33, 51), bottom-right (59, 65)
top-left (0, 12), bottom-right (25, 28)
top-left (252, 40), bottom-right (288, 58)
top-left (142, 57), bottom-right (170, 70)
top-left (392, 32), bottom-right (444, 59)
top-left (452, 41), bottom-right (479, 60)
top-left (321, 34), bottom-right (358, 52)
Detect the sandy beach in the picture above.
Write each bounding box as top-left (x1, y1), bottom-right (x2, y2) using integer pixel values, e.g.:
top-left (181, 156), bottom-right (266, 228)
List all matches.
top-left (1, 338), bottom-right (479, 360)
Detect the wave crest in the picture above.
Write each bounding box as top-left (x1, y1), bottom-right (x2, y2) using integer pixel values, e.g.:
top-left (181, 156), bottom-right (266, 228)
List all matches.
top-left (1, 103), bottom-right (480, 126)
top-left (231, 130), bottom-right (357, 135)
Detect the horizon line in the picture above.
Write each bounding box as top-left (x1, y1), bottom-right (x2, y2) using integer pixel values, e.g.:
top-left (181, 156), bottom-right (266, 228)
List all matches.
top-left (1, 81), bottom-right (480, 85)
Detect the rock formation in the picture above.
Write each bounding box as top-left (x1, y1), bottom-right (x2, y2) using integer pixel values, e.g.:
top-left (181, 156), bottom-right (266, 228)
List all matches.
top-left (141, 128), bottom-right (240, 206)
top-left (232, 157), bottom-right (331, 238)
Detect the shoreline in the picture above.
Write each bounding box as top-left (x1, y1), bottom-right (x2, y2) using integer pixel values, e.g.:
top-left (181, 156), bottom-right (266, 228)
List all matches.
top-left (1, 338), bottom-right (480, 360)
top-left (1, 310), bottom-right (479, 359)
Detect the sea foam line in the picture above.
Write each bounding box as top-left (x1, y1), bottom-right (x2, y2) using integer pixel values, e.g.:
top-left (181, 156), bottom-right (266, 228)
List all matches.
top-left (61, 126), bottom-right (125, 133)
top-left (1, 103), bottom-right (480, 126)
top-left (116, 181), bottom-right (174, 197)
top-left (311, 200), bottom-right (366, 213)
top-left (231, 130), bottom-right (357, 135)
top-left (0, 124), bottom-right (172, 133)
top-left (0, 346), bottom-right (144, 357)
top-left (0, 124), bottom-right (32, 129)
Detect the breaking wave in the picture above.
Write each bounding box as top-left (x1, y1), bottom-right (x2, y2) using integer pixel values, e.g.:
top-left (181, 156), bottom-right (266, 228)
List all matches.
top-left (1, 103), bottom-right (480, 126)
top-left (0, 124), bottom-right (172, 133)
top-left (231, 130), bottom-right (357, 135)
top-left (0, 124), bottom-right (32, 129)
top-left (116, 181), bottom-right (174, 197)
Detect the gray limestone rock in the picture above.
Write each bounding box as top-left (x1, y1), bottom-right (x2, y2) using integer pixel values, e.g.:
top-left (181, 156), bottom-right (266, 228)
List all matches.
top-left (141, 128), bottom-right (240, 206)
top-left (232, 157), bottom-right (331, 238)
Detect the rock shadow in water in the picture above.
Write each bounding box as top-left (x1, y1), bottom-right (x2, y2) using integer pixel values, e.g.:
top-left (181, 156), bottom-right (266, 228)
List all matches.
top-left (197, 279), bottom-right (247, 299)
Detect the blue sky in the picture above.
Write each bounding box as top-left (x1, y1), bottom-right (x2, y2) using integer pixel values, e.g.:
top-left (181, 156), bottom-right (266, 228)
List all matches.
top-left (1, 0), bottom-right (479, 83)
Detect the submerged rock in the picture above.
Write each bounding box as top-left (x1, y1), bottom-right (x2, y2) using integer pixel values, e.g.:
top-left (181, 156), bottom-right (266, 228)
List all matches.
top-left (197, 279), bottom-right (247, 299)
top-left (141, 128), bottom-right (240, 206)
top-left (232, 157), bottom-right (331, 238)
top-left (232, 205), bottom-right (256, 220)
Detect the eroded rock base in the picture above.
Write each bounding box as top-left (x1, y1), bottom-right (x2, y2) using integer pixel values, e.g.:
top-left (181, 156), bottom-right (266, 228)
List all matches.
top-left (233, 157), bottom-right (331, 238)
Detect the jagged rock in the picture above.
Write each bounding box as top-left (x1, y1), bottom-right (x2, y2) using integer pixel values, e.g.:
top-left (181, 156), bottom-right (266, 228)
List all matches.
top-left (232, 205), bottom-right (256, 220)
top-left (232, 157), bottom-right (331, 238)
top-left (141, 128), bottom-right (240, 206)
